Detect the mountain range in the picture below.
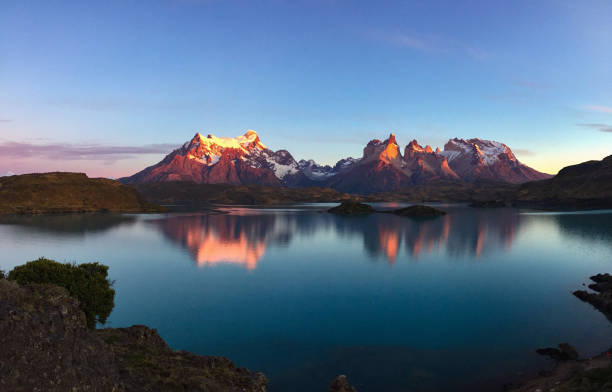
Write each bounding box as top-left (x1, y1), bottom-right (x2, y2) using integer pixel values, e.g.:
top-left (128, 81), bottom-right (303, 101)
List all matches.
top-left (121, 130), bottom-right (551, 193)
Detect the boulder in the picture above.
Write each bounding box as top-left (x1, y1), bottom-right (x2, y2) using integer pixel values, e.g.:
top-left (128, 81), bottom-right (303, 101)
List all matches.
top-left (329, 375), bottom-right (357, 392)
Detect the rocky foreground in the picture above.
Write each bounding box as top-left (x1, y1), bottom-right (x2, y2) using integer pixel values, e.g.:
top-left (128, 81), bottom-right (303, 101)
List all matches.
top-left (0, 279), bottom-right (266, 391)
top-left (507, 274), bottom-right (612, 392)
top-left (0, 279), bottom-right (358, 391)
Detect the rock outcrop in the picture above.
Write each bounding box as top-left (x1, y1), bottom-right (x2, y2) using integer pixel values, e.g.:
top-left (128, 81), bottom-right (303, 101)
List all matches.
top-left (328, 375), bottom-right (357, 392)
top-left (573, 273), bottom-right (612, 320)
top-left (0, 279), bottom-right (267, 391)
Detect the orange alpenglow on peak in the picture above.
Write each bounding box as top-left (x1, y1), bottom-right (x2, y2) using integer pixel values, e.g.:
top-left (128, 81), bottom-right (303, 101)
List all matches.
top-left (380, 134), bottom-right (401, 163)
top-left (121, 130), bottom-right (552, 192)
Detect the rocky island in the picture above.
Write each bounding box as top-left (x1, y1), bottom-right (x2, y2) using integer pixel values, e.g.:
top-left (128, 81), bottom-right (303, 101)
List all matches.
top-left (328, 201), bottom-right (446, 217)
top-left (384, 205), bottom-right (446, 217)
top-left (328, 201), bottom-right (376, 214)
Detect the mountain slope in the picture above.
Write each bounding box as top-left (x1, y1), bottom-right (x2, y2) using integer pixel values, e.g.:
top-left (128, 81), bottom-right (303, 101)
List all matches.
top-left (325, 134), bottom-right (415, 193)
top-left (121, 131), bottom-right (298, 186)
top-left (440, 138), bottom-right (550, 183)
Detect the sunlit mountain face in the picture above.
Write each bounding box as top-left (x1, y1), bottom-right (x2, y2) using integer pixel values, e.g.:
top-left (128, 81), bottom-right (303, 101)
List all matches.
top-left (149, 206), bottom-right (522, 268)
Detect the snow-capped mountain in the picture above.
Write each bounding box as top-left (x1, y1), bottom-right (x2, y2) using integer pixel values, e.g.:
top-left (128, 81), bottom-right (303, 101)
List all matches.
top-left (121, 130), bottom-right (300, 186)
top-left (322, 133), bottom-right (550, 193)
top-left (439, 138), bottom-right (550, 183)
top-left (298, 157), bottom-right (360, 181)
top-left (121, 130), bottom-right (551, 192)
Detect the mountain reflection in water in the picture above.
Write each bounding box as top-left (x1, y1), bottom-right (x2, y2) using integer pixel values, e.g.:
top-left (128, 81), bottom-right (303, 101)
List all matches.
top-left (150, 207), bottom-right (522, 269)
top-left (1, 207), bottom-right (612, 392)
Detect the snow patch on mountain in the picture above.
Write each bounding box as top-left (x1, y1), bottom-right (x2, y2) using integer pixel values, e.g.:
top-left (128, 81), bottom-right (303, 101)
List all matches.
top-left (193, 130), bottom-right (266, 153)
top-left (272, 162), bottom-right (299, 179)
top-left (441, 138), bottom-right (515, 166)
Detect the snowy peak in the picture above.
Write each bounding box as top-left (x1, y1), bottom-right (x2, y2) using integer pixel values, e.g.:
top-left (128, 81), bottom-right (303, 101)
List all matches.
top-left (122, 130), bottom-right (551, 188)
top-left (441, 138), bottom-right (516, 166)
top-left (185, 130), bottom-right (266, 156)
top-left (298, 159), bottom-right (334, 180)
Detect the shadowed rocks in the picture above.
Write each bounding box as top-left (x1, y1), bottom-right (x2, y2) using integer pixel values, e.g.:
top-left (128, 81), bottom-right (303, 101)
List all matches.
top-left (0, 279), bottom-right (267, 392)
top-left (536, 343), bottom-right (579, 361)
top-left (329, 375), bottom-right (357, 392)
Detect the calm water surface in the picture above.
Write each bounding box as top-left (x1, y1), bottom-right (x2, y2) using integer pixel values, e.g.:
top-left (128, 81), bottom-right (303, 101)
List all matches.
top-left (1, 205), bottom-right (612, 391)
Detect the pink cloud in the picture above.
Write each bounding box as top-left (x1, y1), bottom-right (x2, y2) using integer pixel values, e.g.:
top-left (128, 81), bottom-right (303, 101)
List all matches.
top-left (585, 105), bottom-right (612, 114)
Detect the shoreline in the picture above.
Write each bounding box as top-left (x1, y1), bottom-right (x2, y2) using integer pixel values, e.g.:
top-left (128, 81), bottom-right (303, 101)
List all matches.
top-left (504, 273), bottom-right (612, 391)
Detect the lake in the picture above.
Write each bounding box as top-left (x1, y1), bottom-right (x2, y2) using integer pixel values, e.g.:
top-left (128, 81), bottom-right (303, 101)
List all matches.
top-left (1, 204), bottom-right (612, 391)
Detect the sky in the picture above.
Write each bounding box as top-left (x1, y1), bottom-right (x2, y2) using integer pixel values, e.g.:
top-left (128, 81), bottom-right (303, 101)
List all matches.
top-left (1, 0), bottom-right (611, 177)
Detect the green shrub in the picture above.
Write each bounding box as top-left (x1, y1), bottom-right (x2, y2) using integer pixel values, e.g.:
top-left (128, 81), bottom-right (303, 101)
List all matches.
top-left (0, 269), bottom-right (5, 279)
top-left (8, 258), bottom-right (115, 329)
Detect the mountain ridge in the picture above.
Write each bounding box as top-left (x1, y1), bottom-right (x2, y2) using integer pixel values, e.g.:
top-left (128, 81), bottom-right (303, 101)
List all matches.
top-left (120, 130), bottom-right (551, 193)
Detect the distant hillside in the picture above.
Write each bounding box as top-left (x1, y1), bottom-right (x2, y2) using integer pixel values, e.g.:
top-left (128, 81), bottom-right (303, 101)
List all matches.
top-left (0, 172), bottom-right (164, 214)
top-left (515, 155), bottom-right (612, 210)
top-left (133, 181), bottom-right (353, 206)
top-left (134, 179), bottom-right (519, 206)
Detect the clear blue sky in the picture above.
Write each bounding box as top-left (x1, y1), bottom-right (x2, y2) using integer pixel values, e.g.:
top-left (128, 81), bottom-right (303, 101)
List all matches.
top-left (1, 0), bottom-right (611, 177)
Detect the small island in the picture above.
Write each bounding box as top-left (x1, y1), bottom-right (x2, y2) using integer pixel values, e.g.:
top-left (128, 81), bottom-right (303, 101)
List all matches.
top-left (328, 201), bottom-right (376, 214)
top-left (328, 201), bottom-right (446, 218)
top-left (385, 205), bottom-right (446, 217)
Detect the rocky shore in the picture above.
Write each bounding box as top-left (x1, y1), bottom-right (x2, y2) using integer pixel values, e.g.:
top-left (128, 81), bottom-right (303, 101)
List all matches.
top-left (0, 278), bottom-right (359, 391)
top-left (506, 273), bottom-right (612, 392)
top-left (0, 279), bottom-right (267, 391)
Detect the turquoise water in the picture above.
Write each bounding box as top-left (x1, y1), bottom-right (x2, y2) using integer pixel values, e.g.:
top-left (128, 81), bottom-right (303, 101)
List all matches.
top-left (1, 205), bottom-right (612, 391)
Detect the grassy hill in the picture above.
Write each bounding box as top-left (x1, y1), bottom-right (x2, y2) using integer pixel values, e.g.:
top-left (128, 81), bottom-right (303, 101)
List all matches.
top-left (515, 155), bottom-right (612, 210)
top-left (0, 172), bottom-right (165, 214)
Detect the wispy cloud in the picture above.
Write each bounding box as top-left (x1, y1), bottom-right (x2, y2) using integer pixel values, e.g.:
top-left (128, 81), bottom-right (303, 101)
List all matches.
top-left (513, 79), bottom-right (555, 90)
top-left (585, 105), bottom-right (612, 114)
top-left (375, 32), bottom-right (430, 51)
top-left (577, 123), bottom-right (612, 133)
top-left (370, 31), bottom-right (489, 60)
top-left (0, 118), bottom-right (13, 123)
top-left (0, 141), bottom-right (179, 163)
top-left (513, 148), bottom-right (535, 156)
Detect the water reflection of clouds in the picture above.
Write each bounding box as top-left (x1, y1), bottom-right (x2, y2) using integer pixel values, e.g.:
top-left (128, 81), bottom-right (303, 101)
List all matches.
top-left (150, 207), bottom-right (526, 269)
